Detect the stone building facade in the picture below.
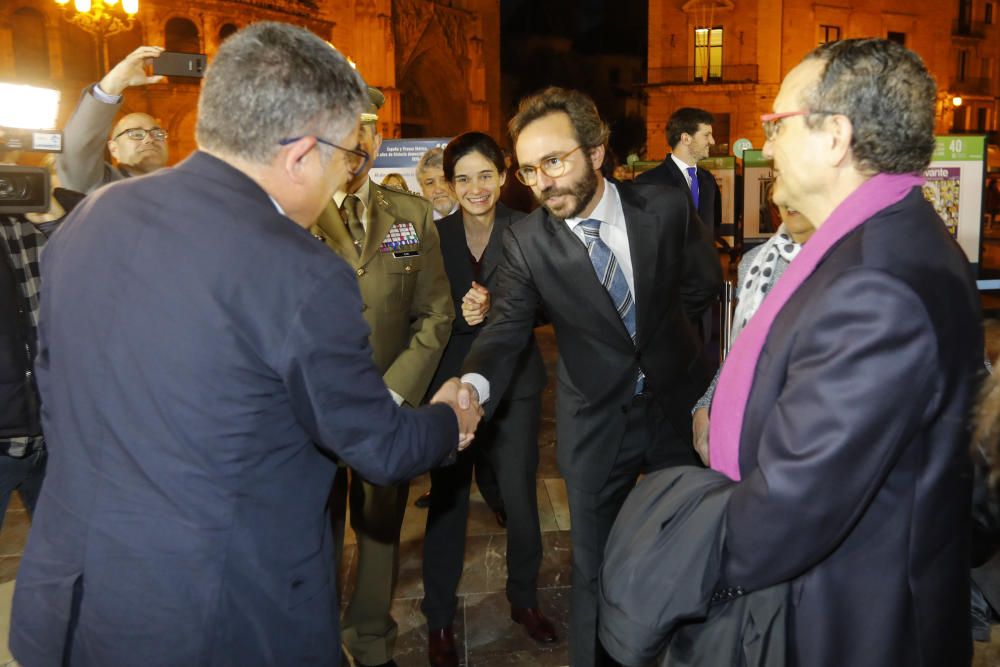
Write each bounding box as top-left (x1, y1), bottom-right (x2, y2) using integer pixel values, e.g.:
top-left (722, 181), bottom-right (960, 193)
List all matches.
top-left (646, 0), bottom-right (1000, 159)
top-left (0, 0), bottom-right (501, 164)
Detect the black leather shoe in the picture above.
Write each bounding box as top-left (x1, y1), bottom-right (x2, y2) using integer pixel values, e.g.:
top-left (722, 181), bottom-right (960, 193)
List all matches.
top-left (510, 606), bottom-right (557, 643)
top-left (414, 490), bottom-right (431, 508)
top-left (428, 626), bottom-right (458, 667)
top-left (494, 508), bottom-right (507, 528)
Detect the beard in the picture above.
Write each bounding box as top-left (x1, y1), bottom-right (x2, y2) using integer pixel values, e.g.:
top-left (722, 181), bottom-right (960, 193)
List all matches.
top-left (536, 165), bottom-right (599, 220)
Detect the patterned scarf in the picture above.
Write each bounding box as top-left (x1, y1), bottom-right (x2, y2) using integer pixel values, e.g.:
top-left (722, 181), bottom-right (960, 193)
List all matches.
top-left (730, 224), bottom-right (802, 345)
top-left (709, 173), bottom-right (925, 480)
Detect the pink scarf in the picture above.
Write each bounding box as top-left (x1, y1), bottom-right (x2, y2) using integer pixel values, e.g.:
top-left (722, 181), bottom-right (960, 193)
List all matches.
top-left (709, 173), bottom-right (925, 481)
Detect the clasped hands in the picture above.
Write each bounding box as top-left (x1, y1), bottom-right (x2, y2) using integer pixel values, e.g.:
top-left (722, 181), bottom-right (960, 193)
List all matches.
top-left (430, 378), bottom-right (483, 451)
top-left (461, 281), bottom-right (490, 326)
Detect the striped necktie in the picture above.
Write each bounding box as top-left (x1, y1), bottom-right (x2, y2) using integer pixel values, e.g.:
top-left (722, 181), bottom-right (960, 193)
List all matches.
top-left (579, 219), bottom-right (644, 393)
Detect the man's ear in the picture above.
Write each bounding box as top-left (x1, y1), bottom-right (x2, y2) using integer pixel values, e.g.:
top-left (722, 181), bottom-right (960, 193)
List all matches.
top-left (588, 144), bottom-right (606, 172)
top-left (107, 139), bottom-right (119, 162)
top-left (826, 114), bottom-right (854, 168)
top-left (281, 137), bottom-right (316, 183)
top-left (371, 131), bottom-right (383, 160)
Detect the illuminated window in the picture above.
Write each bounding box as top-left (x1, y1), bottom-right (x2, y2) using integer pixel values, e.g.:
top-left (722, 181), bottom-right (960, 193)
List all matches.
top-left (694, 27), bottom-right (723, 80)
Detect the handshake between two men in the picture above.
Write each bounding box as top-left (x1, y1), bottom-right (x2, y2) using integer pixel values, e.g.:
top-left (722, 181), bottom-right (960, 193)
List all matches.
top-left (429, 378), bottom-right (485, 452)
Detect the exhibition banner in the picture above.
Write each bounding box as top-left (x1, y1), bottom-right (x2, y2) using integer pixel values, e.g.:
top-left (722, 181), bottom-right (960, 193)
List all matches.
top-left (741, 149), bottom-right (775, 240)
top-left (923, 135), bottom-right (986, 264)
top-left (699, 156), bottom-right (736, 242)
top-left (371, 138), bottom-right (450, 194)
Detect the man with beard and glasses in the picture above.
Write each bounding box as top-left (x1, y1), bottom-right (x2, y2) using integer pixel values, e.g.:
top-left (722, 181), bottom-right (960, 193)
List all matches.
top-left (449, 87), bottom-right (722, 667)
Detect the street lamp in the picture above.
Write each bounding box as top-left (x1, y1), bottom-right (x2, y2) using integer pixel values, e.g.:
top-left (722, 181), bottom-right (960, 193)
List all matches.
top-left (53, 0), bottom-right (138, 73)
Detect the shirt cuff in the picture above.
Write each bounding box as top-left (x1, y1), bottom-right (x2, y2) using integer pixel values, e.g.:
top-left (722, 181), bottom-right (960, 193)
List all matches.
top-left (389, 388), bottom-right (405, 406)
top-left (460, 373), bottom-right (490, 404)
top-left (91, 83), bottom-right (123, 105)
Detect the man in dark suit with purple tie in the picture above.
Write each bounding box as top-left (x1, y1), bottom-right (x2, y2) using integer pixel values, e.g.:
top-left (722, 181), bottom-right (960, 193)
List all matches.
top-left (635, 107), bottom-right (721, 240)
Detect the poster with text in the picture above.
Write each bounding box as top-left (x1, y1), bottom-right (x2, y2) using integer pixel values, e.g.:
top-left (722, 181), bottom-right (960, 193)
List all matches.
top-left (923, 135), bottom-right (985, 265)
top-left (742, 150), bottom-right (775, 240)
top-left (371, 138), bottom-right (451, 195)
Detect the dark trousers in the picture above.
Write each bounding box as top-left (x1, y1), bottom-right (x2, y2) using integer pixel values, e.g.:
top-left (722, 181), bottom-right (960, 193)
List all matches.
top-left (565, 394), bottom-right (696, 667)
top-left (0, 447), bottom-right (46, 531)
top-left (421, 394), bottom-right (543, 630)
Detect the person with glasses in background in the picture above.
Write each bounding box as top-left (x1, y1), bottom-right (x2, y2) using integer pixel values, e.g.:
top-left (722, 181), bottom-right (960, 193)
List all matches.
top-left (420, 132), bottom-right (551, 667)
top-left (58, 45), bottom-right (171, 194)
top-left (448, 88), bottom-right (722, 667)
top-left (310, 87), bottom-right (453, 667)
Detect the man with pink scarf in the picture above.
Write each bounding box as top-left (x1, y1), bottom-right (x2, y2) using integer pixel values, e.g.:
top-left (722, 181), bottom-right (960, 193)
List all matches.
top-left (707, 39), bottom-right (981, 666)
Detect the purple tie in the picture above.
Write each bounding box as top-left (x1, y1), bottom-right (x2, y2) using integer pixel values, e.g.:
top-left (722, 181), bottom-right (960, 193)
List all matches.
top-left (687, 166), bottom-right (700, 209)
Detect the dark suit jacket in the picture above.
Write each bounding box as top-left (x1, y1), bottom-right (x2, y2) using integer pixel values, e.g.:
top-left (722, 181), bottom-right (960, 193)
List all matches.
top-left (721, 189), bottom-right (981, 666)
top-left (462, 182), bottom-right (722, 492)
top-left (635, 157), bottom-right (721, 239)
top-left (428, 203), bottom-right (545, 402)
top-left (10, 151), bottom-right (457, 667)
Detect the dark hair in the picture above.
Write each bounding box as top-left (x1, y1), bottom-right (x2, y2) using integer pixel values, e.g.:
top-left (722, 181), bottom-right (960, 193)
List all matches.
top-left (800, 38), bottom-right (936, 174)
top-left (508, 87), bottom-right (610, 151)
top-left (442, 132), bottom-right (506, 182)
top-left (666, 107), bottom-right (714, 148)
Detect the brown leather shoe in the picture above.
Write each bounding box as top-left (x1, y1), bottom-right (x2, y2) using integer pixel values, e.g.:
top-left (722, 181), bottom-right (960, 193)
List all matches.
top-left (428, 626), bottom-right (458, 667)
top-left (510, 606), bottom-right (558, 643)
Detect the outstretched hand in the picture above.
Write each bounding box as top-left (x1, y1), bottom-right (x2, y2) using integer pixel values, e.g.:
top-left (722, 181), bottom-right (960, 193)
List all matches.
top-left (100, 46), bottom-right (166, 96)
top-left (430, 378), bottom-right (483, 450)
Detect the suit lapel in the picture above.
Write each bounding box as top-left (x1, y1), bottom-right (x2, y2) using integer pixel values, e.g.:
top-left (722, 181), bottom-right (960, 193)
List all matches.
top-left (312, 200), bottom-right (359, 264)
top-left (543, 211), bottom-right (631, 341)
top-left (480, 205), bottom-right (513, 284)
top-left (619, 185), bottom-right (657, 345)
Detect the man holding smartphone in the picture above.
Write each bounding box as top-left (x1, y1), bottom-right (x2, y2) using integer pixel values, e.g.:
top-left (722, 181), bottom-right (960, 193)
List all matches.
top-left (57, 45), bottom-right (170, 194)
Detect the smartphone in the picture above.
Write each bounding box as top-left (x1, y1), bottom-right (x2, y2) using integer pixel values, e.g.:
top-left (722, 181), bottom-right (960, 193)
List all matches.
top-left (152, 51), bottom-right (207, 78)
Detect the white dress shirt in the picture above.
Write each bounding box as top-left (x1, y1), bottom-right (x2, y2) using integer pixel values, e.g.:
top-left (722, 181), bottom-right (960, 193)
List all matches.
top-left (671, 153), bottom-right (697, 189)
top-left (462, 178), bottom-right (633, 403)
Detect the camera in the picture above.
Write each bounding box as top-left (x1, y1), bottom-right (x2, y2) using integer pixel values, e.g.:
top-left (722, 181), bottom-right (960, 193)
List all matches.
top-left (0, 82), bottom-right (63, 215)
top-left (0, 166), bottom-right (50, 214)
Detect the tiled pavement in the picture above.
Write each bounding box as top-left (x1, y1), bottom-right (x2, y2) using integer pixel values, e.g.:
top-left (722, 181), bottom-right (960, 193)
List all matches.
top-left (3, 323), bottom-right (1000, 666)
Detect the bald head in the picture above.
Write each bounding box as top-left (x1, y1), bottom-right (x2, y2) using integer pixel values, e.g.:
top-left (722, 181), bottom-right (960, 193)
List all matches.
top-left (108, 112), bottom-right (168, 174)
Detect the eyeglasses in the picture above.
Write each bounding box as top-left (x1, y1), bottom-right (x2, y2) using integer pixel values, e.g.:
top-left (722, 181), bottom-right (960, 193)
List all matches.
top-left (515, 145), bottom-right (586, 186)
top-left (760, 109), bottom-right (838, 141)
top-left (279, 136), bottom-right (371, 175)
top-left (113, 127), bottom-right (168, 142)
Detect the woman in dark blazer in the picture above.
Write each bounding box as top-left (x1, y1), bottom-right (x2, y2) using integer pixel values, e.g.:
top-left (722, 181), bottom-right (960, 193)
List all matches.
top-left (421, 132), bottom-right (552, 666)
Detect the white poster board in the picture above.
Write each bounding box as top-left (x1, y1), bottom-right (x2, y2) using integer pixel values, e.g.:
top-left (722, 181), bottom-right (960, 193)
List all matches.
top-left (370, 137), bottom-right (451, 195)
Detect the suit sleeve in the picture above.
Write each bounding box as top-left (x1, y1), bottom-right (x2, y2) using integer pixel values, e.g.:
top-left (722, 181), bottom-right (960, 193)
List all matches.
top-left (678, 190), bottom-right (723, 320)
top-left (722, 268), bottom-right (939, 590)
top-left (57, 86), bottom-right (120, 194)
top-left (461, 227), bottom-right (541, 417)
top-left (277, 260), bottom-right (457, 486)
top-left (382, 202), bottom-right (455, 406)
